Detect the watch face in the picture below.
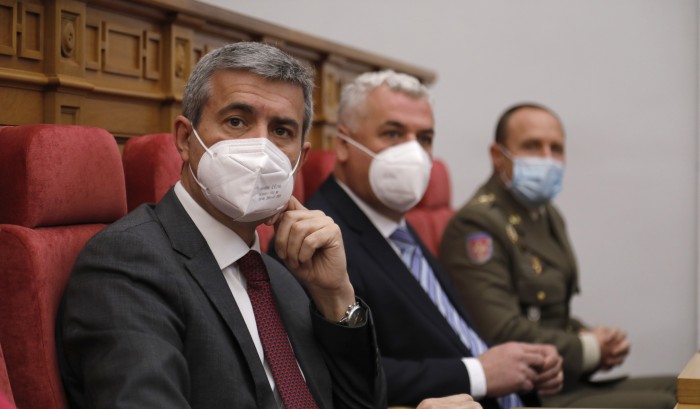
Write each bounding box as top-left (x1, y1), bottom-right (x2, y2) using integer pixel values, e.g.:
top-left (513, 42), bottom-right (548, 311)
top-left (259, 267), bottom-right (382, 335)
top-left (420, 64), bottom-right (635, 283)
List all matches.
top-left (339, 302), bottom-right (367, 327)
top-left (347, 306), bottom-right (367, 327)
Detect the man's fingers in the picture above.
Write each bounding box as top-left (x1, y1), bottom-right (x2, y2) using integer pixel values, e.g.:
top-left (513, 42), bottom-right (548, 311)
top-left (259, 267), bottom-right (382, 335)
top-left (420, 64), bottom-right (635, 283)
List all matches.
top-left (274, 205), bottom-right (324, 259)
top-left (278, 213), bottom-right (334, 268)
top-left (285, 194), bottom-right (306, 211)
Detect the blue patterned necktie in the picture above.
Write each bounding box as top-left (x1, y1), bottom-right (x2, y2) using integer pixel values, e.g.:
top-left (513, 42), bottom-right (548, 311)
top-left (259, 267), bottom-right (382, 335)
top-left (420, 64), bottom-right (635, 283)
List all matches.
top-left (390, 227), bottom-right (522, 409)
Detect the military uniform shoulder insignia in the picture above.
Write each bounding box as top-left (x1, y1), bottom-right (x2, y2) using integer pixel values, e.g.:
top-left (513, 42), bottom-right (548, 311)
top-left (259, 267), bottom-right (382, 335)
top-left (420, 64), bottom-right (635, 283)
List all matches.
top-left (475, 193), bottom-right (495, 205)
top-left (465, 232), bottom-right (493, 264)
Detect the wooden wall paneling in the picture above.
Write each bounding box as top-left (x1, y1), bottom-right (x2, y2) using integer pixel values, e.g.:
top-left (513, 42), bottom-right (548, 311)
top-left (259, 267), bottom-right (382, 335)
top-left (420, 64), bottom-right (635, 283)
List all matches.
top-left (103, 21), bottom-right (142, 78)
top-left (81, 92), bottom-right (163, 141)
top-left (0, 85), bottom-right (43, 125)
top-left (18, 0), bottom-right (43, 61)
top-left (0, 0), bottom-right (436, 144)
top-left (0, 0), bottom-right (17, 56)
top-left (45, 0), bottom-right (85, 77)
top-left (159, 19), bottom-right (194, 133)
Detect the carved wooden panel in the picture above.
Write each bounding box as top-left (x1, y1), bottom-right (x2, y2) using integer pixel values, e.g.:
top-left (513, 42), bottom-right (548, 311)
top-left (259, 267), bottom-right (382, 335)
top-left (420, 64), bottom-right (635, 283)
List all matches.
top-left (84, 15), bottom-right (99, 70)
top-left (144, 30), bottom-right (160, 80)
top-left (0, 0), bottom-right (17, 56)
top-left (0, 0), bottom-right (435, 147)
top-left (19, 1), bottom-right (43, 60)
top-left (103, 22), bottom-right (142, 77)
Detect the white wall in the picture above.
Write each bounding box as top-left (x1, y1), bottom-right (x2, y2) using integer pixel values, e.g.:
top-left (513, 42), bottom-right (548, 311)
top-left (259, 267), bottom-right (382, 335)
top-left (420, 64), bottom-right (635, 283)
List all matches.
top-left (201, 0), bottom-right (698, 377)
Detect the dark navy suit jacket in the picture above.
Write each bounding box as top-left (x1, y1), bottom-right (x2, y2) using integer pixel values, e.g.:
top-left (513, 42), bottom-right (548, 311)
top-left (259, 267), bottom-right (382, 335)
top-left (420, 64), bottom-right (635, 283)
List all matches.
top-left (303, 176), bottom-right (539, 408)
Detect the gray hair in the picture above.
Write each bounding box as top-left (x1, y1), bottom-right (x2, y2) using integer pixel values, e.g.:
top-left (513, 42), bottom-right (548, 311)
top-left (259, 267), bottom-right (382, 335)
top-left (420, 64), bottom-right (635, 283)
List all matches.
top-left (182, 42), bottom-right (315, 137)
top-left (338, 69), bottom-right (430, 132)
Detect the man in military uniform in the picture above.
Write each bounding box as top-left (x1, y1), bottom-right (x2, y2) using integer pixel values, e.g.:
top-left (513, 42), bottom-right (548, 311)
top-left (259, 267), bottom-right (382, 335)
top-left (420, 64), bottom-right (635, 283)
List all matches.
top-left (440, 103), bottom-right (676, 408)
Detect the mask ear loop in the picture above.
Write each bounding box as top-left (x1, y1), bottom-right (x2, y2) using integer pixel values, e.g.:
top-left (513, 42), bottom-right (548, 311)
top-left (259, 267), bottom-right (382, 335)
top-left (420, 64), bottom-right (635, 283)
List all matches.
top-left (289, 149), bottom-right (303, 176)
top-left (497, 144), bottom-right (516, 188)
top-left (188, 126), bottom-right (211, 191)
top-left (336, 132), bottom-right (378, 159)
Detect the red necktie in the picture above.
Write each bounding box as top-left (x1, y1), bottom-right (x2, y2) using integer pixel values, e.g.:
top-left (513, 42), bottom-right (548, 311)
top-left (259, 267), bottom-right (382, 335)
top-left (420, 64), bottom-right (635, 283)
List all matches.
top-left (238, 250), bottom-right (319, 409)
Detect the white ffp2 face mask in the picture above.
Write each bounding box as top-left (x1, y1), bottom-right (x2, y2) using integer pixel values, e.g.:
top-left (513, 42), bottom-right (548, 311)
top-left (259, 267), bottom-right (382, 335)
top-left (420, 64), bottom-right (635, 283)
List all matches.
top-left (338, 133), bottom-right (432, 212)
top-left (189, 127), bottom-right (301, 222)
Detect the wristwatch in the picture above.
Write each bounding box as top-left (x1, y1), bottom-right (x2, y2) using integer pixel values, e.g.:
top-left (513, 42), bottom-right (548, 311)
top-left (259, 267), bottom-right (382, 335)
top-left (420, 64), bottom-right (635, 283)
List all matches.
top-left (337, 301), bottom-right (367, 327)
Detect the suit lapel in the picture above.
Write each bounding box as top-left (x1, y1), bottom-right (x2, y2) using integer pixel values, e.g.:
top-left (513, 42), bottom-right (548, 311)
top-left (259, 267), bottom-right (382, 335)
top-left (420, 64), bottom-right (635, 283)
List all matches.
top-left (322, 179), bottom-right (470, 355)
top-left (155, 190), bottom-right (277, 408)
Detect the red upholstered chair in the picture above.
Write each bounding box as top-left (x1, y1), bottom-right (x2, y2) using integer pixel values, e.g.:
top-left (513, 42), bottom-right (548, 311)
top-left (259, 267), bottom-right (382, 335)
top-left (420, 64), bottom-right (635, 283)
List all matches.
top-left (0, 393), bottom-right (15, 409)
top-left (0, 344), bottom-right (14, 407)
top-left (0, 125), bottom-right (128, 409)
top-left (121, 133), bottom-right (304, 253)
top-left (302, 150), bottom-right (336, 201)
top-left (122, 133), bottom-right (183, 212)
top-left (406, 159), bottom-right (455, 257)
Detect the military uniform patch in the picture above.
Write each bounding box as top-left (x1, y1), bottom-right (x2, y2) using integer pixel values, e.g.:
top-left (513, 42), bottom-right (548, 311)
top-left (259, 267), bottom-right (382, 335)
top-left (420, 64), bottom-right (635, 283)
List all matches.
top-left (466, 232), bottom-right (493, 264)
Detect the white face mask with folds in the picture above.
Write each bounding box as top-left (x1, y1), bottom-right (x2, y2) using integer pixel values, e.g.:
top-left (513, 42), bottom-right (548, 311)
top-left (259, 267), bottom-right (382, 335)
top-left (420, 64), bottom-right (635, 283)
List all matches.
top-left (337, 133), bottom-right (432, 213)
top-left (189, 127), bottom-right (301, 222)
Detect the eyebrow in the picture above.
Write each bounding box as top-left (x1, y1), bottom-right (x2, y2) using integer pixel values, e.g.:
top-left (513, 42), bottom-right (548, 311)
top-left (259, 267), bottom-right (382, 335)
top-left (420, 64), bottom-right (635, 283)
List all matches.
top-left (218, 102), bottom-right (254, 117)
top-left (382, 120), bottom-right (435, 135)
top-left (217, 103), bottom-right (301, 132)
top-left (273, 117), bottom-right (301, 132)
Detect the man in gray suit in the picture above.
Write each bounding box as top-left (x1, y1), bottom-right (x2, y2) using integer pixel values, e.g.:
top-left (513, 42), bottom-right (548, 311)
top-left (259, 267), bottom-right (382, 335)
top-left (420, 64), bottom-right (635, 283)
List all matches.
top-left (56, 42), bottom-right (385, 409)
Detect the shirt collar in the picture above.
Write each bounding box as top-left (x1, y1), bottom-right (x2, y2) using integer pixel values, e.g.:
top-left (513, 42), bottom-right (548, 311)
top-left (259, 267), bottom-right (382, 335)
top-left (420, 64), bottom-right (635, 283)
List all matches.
top-left (174, 181), bottom-right (260, 269)
top-left (336, 179), bottom-right (406, 239)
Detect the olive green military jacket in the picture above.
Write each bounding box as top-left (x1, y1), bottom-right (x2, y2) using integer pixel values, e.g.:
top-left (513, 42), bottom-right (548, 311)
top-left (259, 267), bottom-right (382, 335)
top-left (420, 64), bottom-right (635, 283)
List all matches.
top-left (440, 175), bottom-right (589, 380)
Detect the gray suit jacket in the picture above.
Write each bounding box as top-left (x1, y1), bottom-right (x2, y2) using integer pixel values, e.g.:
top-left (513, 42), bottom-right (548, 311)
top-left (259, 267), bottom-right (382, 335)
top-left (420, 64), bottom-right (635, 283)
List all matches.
top-left (57, 189), bottom-right (385, 409)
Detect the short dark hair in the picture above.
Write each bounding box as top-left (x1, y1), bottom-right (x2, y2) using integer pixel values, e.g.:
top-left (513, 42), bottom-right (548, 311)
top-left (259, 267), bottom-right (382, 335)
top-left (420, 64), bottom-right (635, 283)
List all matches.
top-left (494, 103), bottom-right (561, 145)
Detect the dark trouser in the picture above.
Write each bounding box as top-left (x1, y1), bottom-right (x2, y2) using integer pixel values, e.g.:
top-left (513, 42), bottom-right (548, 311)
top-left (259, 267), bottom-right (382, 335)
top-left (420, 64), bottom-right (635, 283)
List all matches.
top-left (540, 376), bottom-right (676, 409)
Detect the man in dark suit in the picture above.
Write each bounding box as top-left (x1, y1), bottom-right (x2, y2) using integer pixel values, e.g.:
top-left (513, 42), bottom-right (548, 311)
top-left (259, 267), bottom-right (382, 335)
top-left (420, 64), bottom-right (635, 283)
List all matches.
top-left (56, 42), bottom-right (384, 409)
top-left (301, 70), bottom-right (564, 408)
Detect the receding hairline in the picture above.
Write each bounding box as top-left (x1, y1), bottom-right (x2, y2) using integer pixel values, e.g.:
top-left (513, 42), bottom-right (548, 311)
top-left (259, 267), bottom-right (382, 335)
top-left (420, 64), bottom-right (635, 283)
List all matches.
top-left (495, 103), bottom-right (563, 145)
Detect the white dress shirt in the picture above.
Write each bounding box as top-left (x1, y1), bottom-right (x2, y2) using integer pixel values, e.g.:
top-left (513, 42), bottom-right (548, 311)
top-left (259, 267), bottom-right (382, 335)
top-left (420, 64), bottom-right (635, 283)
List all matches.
top-left (174, 182), bottom-right (290, 407)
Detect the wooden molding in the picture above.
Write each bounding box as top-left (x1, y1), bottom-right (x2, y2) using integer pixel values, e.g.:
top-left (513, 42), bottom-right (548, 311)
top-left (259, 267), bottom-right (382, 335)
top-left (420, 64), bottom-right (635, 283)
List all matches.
top-left (0, 0), bottom-right (436, 147)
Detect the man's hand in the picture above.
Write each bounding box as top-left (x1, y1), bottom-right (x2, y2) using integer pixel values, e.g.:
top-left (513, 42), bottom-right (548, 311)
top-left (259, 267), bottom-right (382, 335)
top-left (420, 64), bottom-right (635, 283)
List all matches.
top-left (478, 342), bottom-right (564, 397)
top-left (273, 196), bottom-right (355, 321)
top-left (590, 326), bottom-right (630, 370)
top-left (416, 394), bottom-right (482, 409)
top-left (477, 342), bottom-right (542, 397)
top-left (533, 344), bottom-right (564, 396)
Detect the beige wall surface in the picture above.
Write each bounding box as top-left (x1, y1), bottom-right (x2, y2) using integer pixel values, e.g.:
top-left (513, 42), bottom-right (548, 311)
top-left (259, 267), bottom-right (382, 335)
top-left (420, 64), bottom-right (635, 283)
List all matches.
top-left (203, 0), bottom-right (699, 378)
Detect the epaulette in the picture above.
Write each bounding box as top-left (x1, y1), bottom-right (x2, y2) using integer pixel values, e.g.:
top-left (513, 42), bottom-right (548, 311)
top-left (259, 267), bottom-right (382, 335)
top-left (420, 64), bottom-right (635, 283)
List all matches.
top-left (470, 193), bottom-right (495, 206)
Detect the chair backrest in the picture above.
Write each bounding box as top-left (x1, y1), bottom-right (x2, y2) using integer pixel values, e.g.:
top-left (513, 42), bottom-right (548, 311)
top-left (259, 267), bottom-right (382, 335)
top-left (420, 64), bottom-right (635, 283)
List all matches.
top-left (0, 343), bottom-right (14, 406)
top-left (0, 393), bottom-right (15, 409)
top-left (0, 125), bottom-right (128, 409)
top-left (122, 133), bottom-right (183, 212)
top-left (302, 150), bottom-right (336, 200)
top-left (121, 133), bottom-right (305, 253)
top-left (406, 159), bottom-right (455, 257)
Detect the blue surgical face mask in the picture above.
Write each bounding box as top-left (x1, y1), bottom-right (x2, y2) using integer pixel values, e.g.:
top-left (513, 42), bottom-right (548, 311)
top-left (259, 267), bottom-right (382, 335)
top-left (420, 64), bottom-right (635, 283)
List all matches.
top-left (500, 146), bottom-right (564, 207)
